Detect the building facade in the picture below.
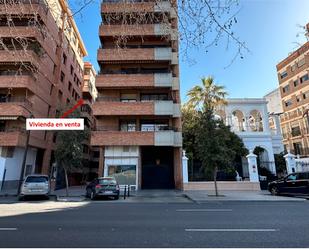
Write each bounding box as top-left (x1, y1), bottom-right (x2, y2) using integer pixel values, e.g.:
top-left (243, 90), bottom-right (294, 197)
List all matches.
top-left (91, 0), bottom-right (182, 190)
top-left (216, 98), bottom-right (284, 178)
top-left (0, 0), bottom-right (87, 189)
top-left (276, 23), bottom-right (309, 157)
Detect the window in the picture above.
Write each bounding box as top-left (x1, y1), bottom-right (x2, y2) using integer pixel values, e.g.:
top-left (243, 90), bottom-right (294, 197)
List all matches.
top-left (50, 84), bottom-right (54, 96)
top-left (70, 65), bottom-right (73, 75)
top-left (68, 81), bottom-right (72, 91)
top-left (297, 58), bottom-right (305, 68)
top-left (280, 71), bottom-right (288, 79)
top-left (140, 94), bottom-right (169, 101)
top-left (108, 165), bottom-right (136, 186)
top-left (120, 120), bottom-right (136, 132)
top-left (297, 96), bottom-right (301, 102)
top-left (291, 126), bottom-right (301, 137)
top-left (285, 100), bottom-right (292, 107)
top-left (286, 173), bottom-right (298, 181)
top-left (291, 64), bottom-right (297, 72)
top-left (282, 85), bottom-right (290, 93)
top-left (303, 92), bottom-right (309, 99)
top-left (53, 64), bottom-right (57, 75)
top-left (293, 142), bottom-right (302, 155)
top-left (62, 53), bottom-right (67, 65)
top-left (1, 147), bottom-right (14, 158)
top-left (0, 121), bottom-right (5, 132)
top-left (300, 74), bottom-right (309, 83)
top-left (60, 71), bottom-right (65, 82)
top-left (294, 80), bottom-right (299, 87)
top-left (58, 90), bottom-right (63, 101)
top-left (47, 105), bottom-right (51, 116)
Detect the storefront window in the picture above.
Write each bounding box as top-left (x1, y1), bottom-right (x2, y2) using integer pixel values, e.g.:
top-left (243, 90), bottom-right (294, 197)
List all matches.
top-left (108, 165), bottom-right (136, 186)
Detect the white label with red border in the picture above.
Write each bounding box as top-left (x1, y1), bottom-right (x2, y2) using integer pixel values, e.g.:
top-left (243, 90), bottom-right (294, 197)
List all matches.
top-left (26, 118), bottom-right (84, 130)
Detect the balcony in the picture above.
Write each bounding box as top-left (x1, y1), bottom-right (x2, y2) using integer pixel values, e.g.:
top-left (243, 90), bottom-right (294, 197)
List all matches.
top-left (99, 24), bottom-right (174, 38)
top-left (0, 1), bottom-right (49, 21)
top-left (0, 74), bottom-right (36, 93)
top-left (95, 73), bottom-right (175, 88)
top-left (93, 98), bottom-right (180, 117)
top-left (0, 97), bottom-right (33, 117)
top-left (0, 50), bottom-right (40, 68)
top-left (91, 128), bottom-right (181, 147)
top-left (91, 130), bottom-right (154, 146)
top-left (97, 47), bottom-right (174, 63)
top-left (101, 1), bottom-right (172, 14)
top-left (0, 26), bottom-right (44, 41)
top-left (0, 128), bottom-right (26, 147)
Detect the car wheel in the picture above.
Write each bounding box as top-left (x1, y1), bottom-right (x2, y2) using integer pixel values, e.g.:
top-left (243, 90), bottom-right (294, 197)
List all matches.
top-left (271, 186), bottom-right (279, 196)
top-left (90, 191), bottom-right (96, 200)
top-left (18, 195), bottom-right (24, 201)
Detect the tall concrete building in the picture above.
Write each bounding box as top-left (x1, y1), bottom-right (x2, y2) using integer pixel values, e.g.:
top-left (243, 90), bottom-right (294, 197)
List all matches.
top-left (91, 0), bottom-right (182, 189)
top-left (276, 22), bottom-right (309, 157)
top-left (0, 0), bottom-right (87, 189)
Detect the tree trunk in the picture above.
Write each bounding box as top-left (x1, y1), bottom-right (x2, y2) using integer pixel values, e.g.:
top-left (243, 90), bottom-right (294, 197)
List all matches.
top-left (64, 167), bottom-right (69, 197)
top-left (214, 166), bottom-right (219, 196)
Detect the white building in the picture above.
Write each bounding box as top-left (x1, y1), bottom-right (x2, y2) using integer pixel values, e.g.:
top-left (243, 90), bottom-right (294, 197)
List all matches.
top-left (216, 98), bottom-right (284, 178)
top-left (264, 88), bottom-right (283, 114)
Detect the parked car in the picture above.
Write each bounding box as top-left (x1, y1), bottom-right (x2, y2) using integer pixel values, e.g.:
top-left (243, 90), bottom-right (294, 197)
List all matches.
top-left (19, 174), bottom-right (50, 200)
top-left (86, 177), bottom-right (120, 200)
top-left (268, 172), bottom-right (309, 196)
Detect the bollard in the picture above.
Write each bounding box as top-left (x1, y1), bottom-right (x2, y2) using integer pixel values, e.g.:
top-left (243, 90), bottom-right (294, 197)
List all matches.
top-left (128, 185), bottom-right (130, 197)
top-left (124, 185), bottom-right (127, 200)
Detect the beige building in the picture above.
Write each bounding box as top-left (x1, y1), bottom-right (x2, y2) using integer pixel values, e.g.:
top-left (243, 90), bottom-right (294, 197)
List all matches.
top-left (276, 23), bottom-right (309, 156)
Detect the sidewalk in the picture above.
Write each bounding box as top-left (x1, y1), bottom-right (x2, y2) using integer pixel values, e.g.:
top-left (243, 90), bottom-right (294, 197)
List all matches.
top-left (183, 190), bottom-right (308, 202)
top-left (0, 188), bottom-right (17, 197)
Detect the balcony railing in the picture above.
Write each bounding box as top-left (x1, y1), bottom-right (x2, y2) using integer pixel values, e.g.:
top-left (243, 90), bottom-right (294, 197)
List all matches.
top-left (94, 125), bottom-right (178, 132)
top-left (96, 96), bottom-right (171, 102)
top-left (99, 69), bottom-right (170, 75)
top-left (0, 96), bottom-right (32, 107)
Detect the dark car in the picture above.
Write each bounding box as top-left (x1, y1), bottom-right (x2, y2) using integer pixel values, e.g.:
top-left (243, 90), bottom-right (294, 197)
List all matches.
top-left (86, 177), bottom-right (120, 200)
top-left (268, 172), bottom-right (309, 196)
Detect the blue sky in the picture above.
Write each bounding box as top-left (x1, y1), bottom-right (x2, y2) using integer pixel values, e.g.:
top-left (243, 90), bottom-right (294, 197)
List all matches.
top-left (71, 0), bottom-right (309, 101)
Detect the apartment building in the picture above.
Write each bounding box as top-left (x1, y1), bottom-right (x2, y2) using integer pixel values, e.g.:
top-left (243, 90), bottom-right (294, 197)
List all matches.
top-left (277, 22), bottom-right (309, 157)
top-left (80, 62), bottom-right (98, 181)
top-left (91, 0), bottom-right (182, 190)
top-left (0, 0), bottom-right (87, 189)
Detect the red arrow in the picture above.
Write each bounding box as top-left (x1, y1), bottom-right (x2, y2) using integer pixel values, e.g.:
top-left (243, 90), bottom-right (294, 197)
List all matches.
top-left (61, 99), bottom-right (84, 118)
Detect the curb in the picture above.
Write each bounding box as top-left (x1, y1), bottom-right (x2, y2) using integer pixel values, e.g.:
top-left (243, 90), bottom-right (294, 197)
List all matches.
top-left (56, 195), bottom-right (87, 202)
top-left (182, 194), bottom-right (307, 203)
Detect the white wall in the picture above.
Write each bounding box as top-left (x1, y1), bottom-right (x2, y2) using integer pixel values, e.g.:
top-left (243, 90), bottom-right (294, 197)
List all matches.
top-left (0, 147), bottom-right (37, 182)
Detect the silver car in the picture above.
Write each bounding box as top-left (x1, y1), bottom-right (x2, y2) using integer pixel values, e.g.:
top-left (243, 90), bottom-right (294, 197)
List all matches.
top-left (19, 174), bottom-right (50, 200)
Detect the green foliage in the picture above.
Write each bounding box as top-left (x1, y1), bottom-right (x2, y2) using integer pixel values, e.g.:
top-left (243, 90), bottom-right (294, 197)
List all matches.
top-left (194, 108), bottom-right (247, 178)
top-left (187, 76), bottom-right (228, 111)
top-left (54, 106), bottom-right (89, 174)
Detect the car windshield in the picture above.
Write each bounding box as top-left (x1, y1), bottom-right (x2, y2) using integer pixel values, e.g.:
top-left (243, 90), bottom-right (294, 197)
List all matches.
top-left (98, 178), bottom-right (116, 185)
top-left (25, 176), bottom-right (48, 183)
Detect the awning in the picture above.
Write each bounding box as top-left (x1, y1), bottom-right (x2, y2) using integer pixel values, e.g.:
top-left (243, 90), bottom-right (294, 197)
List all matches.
top-left (0, 116), bottom-right (19, 120)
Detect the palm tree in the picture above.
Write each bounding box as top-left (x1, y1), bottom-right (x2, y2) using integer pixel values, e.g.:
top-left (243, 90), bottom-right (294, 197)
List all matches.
top-left (186, 76), bottom-right (228, 196)
top-left (187, 76), bottom-right (228, 111)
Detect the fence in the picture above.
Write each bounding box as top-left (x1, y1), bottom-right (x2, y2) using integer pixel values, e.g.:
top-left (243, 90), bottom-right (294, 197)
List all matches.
top-left (295, 161), bottom-right (309, 172)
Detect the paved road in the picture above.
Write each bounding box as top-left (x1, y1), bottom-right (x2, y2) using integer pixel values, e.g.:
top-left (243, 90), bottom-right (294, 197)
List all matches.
top-left (0, 200), bottom-right (309, 247)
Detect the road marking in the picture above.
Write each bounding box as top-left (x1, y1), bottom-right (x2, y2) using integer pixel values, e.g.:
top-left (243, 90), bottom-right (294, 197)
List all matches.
top-left (0, 228), bottom-right (17, 231)
top-left (185, 228), bottom-right (278, 232)
top-left (177, 209), bottom-right (232, 212)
